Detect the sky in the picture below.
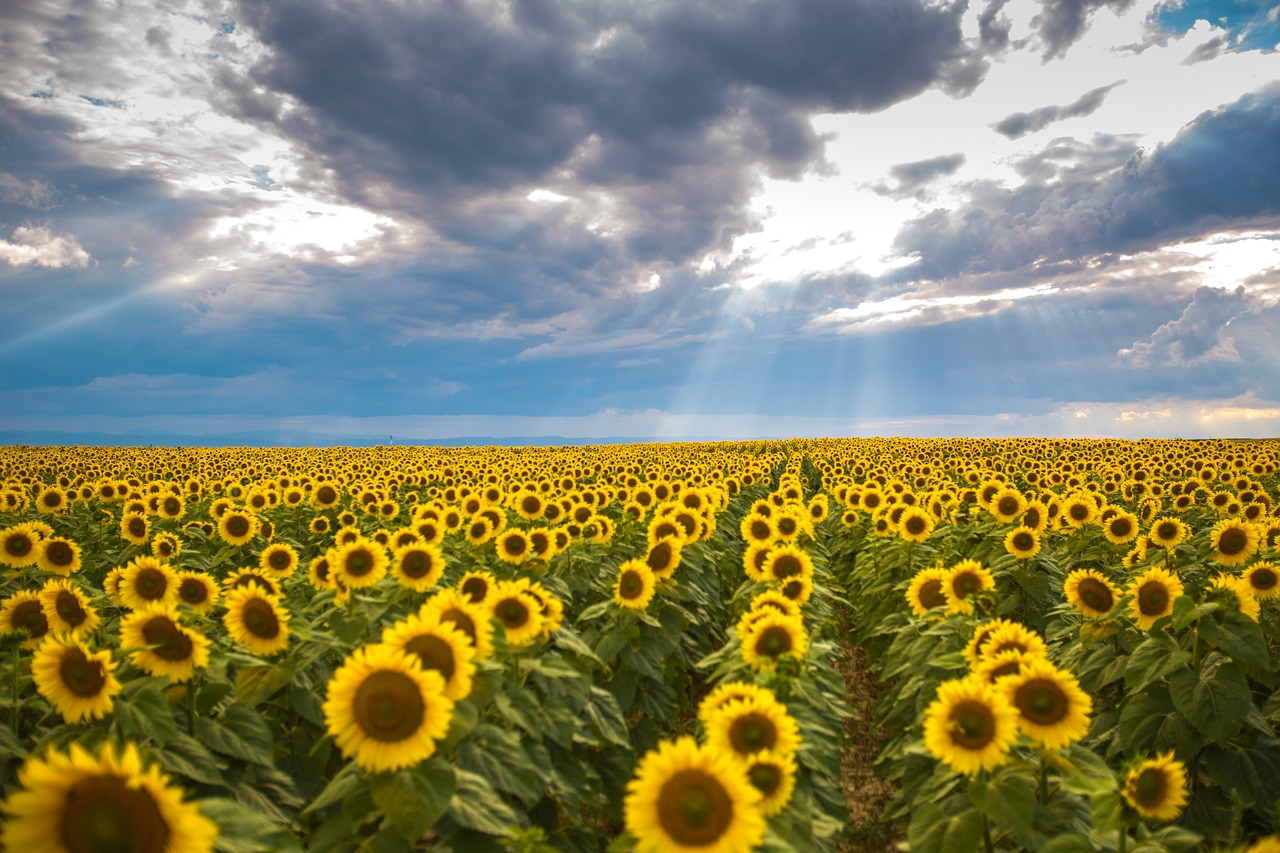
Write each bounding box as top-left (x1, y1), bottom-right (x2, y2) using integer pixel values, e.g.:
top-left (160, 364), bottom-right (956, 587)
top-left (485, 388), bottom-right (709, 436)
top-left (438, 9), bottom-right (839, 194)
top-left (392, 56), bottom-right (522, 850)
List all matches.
top-left (1, 0), bottom-right (1279, 443)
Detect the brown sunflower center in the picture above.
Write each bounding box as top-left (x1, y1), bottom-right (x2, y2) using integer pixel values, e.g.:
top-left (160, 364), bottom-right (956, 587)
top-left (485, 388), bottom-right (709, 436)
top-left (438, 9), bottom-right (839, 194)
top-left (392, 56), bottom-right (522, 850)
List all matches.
top-left (1110, 518), bottom-right (1134, 538)
top-left (748, 762), bottom-right (782, 797)
top-left (59, 647), bottom-right (108, 698)
top-left (61, 773), bottom-right (171, 853)
top-left (45, 540), bottom-right (75, 566)
top-left (438, 607), bottom-right (478, 646)
top-left (502, 536), bottom-right (527, 557)
top-left (496, 598), bottom-right (531, 629)
top-left (1077, 577), bottom-right (1114, 612)
top-left (179, 578), bottom-right (209, 605)
top-left (1069, 504), bottom-right (1090, 521)
top-left (987, 661), bottom-right (1024, 682)
top-left (12, 600), bottom-right (47, 639)
top-left (648, 541), bottom-right (676, 573)
top-left (401, 551), bottom-right (433, 579)
top-left (352, 670), bottom-right (426, 742)
top-left (1137, 580), bottom-right (1171, 616)
top-left (1218, 528), bottom-right (1248, 556)
top-left (771, 555), bottom-right (802, 579)
top-left (162, 497), bottom-right (181, 516)
top-left (656, 769), bottom-right (734, 847)
top-left (316, 486), bottom-right (337, 504)
top-left (224, 515), bottom-right (250, 538)
top-left (948, 700), bottom-right (997, 750)
top-left (728, 713), bottom-right (777, 754)
top-left (142, 618), bottom-right (193, 662)
top-left (127, 518), bottom-right (147, 538)
top-left (267, 550), bottom-right (292, 571)
top-left (619, 570), bottom-right (645, 599)
top-left (755, 625), bottom-right (793, 658)
top-left (748, 519), bottom-right (771, 541)
top-left (241, 599), bottom-right (280, 639)
top-left (996, 496), bottom-right (1020, 517)
top-left (460, 577), bottom-right (488, 603)
top-left (134, 568), bottom-right (168, 601)
top-left (404, 634), bottom-right (456, 681)
top-left (1130, 767), bottom-right (1169, 809)
top-left (951, 572), bottom-right (981, 598)
top-left (1156, 521), bottom-right (1179, 541)
top-left (1249, 568), bottom-right (1277, 592)
top-left (344, 550), bottom-right (375, 578)
top-left (1014, 678), bottom-right (1068, 724)
top-left (56, 591), bottom-right (87, 625)
top-left (918, 579), bottom-right (947, 610)
top-left (1012, 532), bottom-right (1035, 551)
top-left (904, 516), bottom-right (927, 535)
top-left (4, 533), bottom-right (33, 559)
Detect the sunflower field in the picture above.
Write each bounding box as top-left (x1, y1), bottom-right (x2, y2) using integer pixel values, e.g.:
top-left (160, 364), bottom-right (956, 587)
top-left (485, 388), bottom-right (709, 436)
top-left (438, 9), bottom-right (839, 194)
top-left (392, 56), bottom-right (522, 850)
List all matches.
top-left (0, 438), bottom-right (1277, 853)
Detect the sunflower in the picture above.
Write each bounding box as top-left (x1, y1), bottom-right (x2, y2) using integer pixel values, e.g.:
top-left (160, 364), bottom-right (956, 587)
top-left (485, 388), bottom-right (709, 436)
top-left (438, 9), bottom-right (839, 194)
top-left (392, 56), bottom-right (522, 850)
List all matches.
top-left (624, 736), bottom-right (764, 853)
top-left (897, 506), bottom-right (935, 542)
top-left (258, 542), bottom-right (299, 578)
top-left (1210, 518), bottom-right (1259, 567)
top-left (646, 538), bottom-right (683, 580)
top-left (0, 741), bottom-right (217, 853)
top-left (963, 618), bottom-right (1019, 666)
top-left (495, 529), bottom-right (532, 565)
top-left (704, 694), bottom-right (801, 761)
top-left (1121, 752), bottom-right (1189, 822)
top-left (1020, 501), bottom-right (1050, 533)
top-left (1102, 510), bottom-right (1140, 545)
top-left (923, 677), bottom-right (1020, 776)
top-left (1148, 516), bottom-right (1190, 549)
top-left (35, 486), bottom-right (68, 514)
top-left (34, 536), bottom-right (82, 576)
top-left (1, 591), bottom-right (50, 648)
top-left (119, 605), bottom-right (210, 683)
top-left (614, 559), bottom-right (657, 611)
top-left (380, 612), bottom-right (475, 701)
top-left (420, 589), bottom-right (495, 659)
top-left (761, 544), bottom-right (814, 584)
top-left (31, 636), bottom-right (122, 723)
top-left (216, 508), bottom-right (257, 546)
top-left (0, 524), bottom-right (42, 568)
top-left (223, 585), bottom-right (291, 656)
top-left (118, 556), bottom-right (180, 611)
top-left (221, 568), bottom-right (279, 599)
top-left (697, 682), bottom-right (776, 729)
top-left (175, 571), bottom-right (220, 614)
top-left (1004, 526), bottom-right (1041, 560)
top-left (1206, 574), bottom-right (1261, 622)
top-left (310, 482), bottom-right (342, 510)
top-left (331, 538), bottom-right (389, 589)
top-left (979, 622), bottom-right (1048, 663)
top-left (1064, 568), bottom-right (1119, 619)
top-left (323, 643), bottom-right (454, 773)
top-left (1128, 566), bottom-right (1185, 631)
top-left (905, 566), bottom-right (951, 619)
top-left (151, 532), bottom-right (181, 562)
top-left (740, 611), bottom-right (808, 672)
top-left (1241, 561), bottom-right (1279, 600)
top-left (488, 582), bottom-right (545, 649)
top-left (740, 749), bottom-right (797, 817)
top-left (39, 578), bottom-right (99, 638)
top-left (457, 570), bottom-right (495, 606)
top-left (999, 658), bottom-right (1092, 749)
top-left (989, 487), bottom-right (1027, 524)
top-left (1060, 494), bottom-right (1097, 529)
top-left (389, 542), bottom-right (445, 592)
top-left (971, 648), bottom-right (1039, 685)
top-left (463, 516), bottom-right (495, 546)
top-left (739, 514), bottom-right (775, 546)
top-left (748, 590), bottom-right (802, 620)
top-left (944, 559), bottom-right (995, 616)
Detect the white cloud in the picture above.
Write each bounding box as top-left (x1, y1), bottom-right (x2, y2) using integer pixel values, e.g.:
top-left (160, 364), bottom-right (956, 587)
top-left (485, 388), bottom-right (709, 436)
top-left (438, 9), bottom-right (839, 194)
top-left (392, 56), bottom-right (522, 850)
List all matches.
top-left (0, 225), bottom-right (91, 268)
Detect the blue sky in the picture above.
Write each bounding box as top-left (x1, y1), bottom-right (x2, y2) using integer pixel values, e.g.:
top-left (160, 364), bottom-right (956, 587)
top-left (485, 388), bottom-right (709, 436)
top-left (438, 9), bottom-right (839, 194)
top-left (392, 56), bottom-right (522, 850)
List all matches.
top-left (1, 0), bottom-right (1279, 442)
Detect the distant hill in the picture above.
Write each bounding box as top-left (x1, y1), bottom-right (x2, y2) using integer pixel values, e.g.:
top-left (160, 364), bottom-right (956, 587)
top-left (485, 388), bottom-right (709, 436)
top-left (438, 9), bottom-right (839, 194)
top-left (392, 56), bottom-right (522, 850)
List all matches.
top-left (0, 429), bottom-right (713, 448)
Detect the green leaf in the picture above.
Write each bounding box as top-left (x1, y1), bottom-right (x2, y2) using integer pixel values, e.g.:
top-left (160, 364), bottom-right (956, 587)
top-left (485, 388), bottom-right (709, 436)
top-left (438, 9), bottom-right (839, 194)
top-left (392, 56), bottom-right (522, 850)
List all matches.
top-left (456, 723), bottom-right (547, 805)
top-left (157, 734), bottom-right (227, 788)
top-left (197, 702), bottom-right (275, 766)
top-left (115, 680), bottom-right (178, 743)
top-left (967, 765), bottom-right (1037, 842)
top-left (0, 722), bottom-right (28, 759)
top-left (1168, 653), bottom-right (1251, 745)
top-left (906, 801), bottom-right (985, 853)
top-left (1125, 633), bottom-right (1190, 690)
top-left (581, 685), bottom-right (630, 749)
top-left (1118, 687), bottom-right (1175, 752)
top-left (370, 756), bottom-right (456, 843)
top-left (552, 626), bottom-right (603, 665)
top-left (448, 768), bottom-right (521, 836)
top-left (305, 761), bottom-right (364, 816)
top-left (1197, 611), bottom-right (1270, 671)
top-left (234, 663), bottom-right (293, 705)
top-left (200, 796), bottom-right (303, 853)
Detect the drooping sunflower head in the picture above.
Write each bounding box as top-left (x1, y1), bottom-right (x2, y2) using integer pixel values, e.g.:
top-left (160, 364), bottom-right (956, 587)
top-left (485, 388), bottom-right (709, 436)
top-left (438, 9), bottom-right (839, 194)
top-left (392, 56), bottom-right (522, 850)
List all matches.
top-left (944, 559), bottom-right (995, 615)
top-left (1064, 568), bottom-right (1119, 619)
top-left (906, 566), bottom-right (951, 619)
top-left (380, 612), bottom-right (476, 701)
top-left (923, 677), bottom-right (1020, 776)
top-left (1121, 752), bottom-right (1189, 822)
top-left (322, 643), bottom-right (454, 773)
top-left (1207, 574), bottom-right (1261, 622)
top-left (623, 737), bottom-right (764, 853)
top-left (0, 741), bottom-right (218, 853)
top-left (999, 658), bottom-right (1093, 750)
top-left (1127, 566), bottom-right (1185, 631)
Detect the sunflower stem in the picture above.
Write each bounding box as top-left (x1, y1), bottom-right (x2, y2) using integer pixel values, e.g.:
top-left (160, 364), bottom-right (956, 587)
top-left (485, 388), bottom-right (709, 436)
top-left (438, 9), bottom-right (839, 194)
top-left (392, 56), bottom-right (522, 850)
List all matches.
top-left (1192, 629), bottom-right (1202, 669)
top-left (1117, 826), bottom-right (1127, 853)
top-left (981, 810), bottom-right (994, 853)
top-left (186, 676), bottom-right (200, 737)
top-left (1038, 757), bottom-right (1050, 805)
top-left (10, 644), bottom-right (19, 738)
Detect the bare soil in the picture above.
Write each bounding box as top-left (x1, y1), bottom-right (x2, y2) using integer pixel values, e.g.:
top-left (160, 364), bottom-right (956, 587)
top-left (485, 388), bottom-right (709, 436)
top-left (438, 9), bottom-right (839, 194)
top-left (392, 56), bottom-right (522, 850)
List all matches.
top-left (833, 639), bottom-right (900, 852)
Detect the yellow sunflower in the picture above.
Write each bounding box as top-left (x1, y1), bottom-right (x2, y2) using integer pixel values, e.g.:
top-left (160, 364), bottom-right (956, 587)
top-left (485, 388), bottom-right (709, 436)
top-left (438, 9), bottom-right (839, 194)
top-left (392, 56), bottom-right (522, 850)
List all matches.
top-left (1064, 568), bottom-right (1120, 619)
top-left (31, 636), bottom-right (122, 723)
top-left (761, 544), bottom-right (814, 584)
top-left (896, 506), bottom-right (935, 542)
top-left (0, 524), bottom-right (42, 568)
top-left (175, 571), bottom-right (220, 614)
top-left (151, 532), bottom-right (181, 562)
top-left (1121, 752), bottom-right (1189, 822)
top-left (223, 585), bottom-right (291, 657)
top-left (614, 559), bottom-right (657, 611)
top-left (119, 605), bottom-right (210, 683)
top-left (739, 513), bottom-right (776, 546)
top-left (999, 658), bottom-right (1092, 749)
top-left (494, 529), bottom-right (532, 565)
top-left (1128, 566), bottom-right (1185, 631)
top-left (905, 566), bottom-right (951, 619)
top-left (979, 622), bottom-right (1048, 663)
top-left (330, 537), bottom-right (389, 589)
top-left (457, 570), bottom-right (496, 606)
top-left (1102, 510), bottom-right (1140, 545)
top-left (1004, 526), bottom-right (1041, 560)
top-left (923, 677), bottom-right (1020, 776)
top-left (1148, 516), bottom-right (1190, 549)
top-left (1241, 561), bottom-right (1279, 600)
top-left (117, 556), bottom-right (180, 611)
top-left (646, 537), bottom-right (683, 580)
top-left (390, 542), bottom-right (446, 592)
top-left (488, 582), bottom-right (545, 649)
top-left (420, 589), bottom-right (495, 659)
top-left (36, 536), bottom-right (82, 576)
top-left (1060, 494), bottom-right (1097, 529)
top-left (1210, 518), bottom-right (1259, 567)
top-left (971, 648), bottom-right (1039, 685)
top-left (988, 487), bottom-right (1027, 524)
top-left (944, 559), bottom-right (995, 616)
top-left (704, 694), bottom-right (801, 761)
top-left (741, 749), bottom-right (797, 817)
top-left (323, 643), bottom-right (454, 773)
top-left (740, 611), bottom-right (808, 673)
top-left (1207, 574), bottom-right (1261, 622)
top-left (624, 736), bottom-right (764, 853)
top-left (1, 591), bottom-right (50, 649)
top-left (380, 612), bottom-right (476, 701)
top-left (963, 618), bottom-right (1019, 666)
top-left (697, 682), bottom-right (776, 729)
top-left (216, 508), bottom-right (257, 546)
top-left (258, 542), bottom-right (299, 578)
top-left (39, 578), bottom-right (99, 638)
top-left (119, 512), bottom-right (151, 546)
top-left (0, 741), bottom-right (217, 853)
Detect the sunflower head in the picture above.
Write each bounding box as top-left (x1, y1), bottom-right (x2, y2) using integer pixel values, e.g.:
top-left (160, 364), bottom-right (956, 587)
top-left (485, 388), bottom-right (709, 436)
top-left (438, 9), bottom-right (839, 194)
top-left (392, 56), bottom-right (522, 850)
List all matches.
top-left (906, 567), bottom-right (951, 619)
top-left (1, 591), bottom-right (49, 649)
top-left (704, 693), bottom-right (801, 761)
top-left (1242, 561), bottom-right (1279, 600)
top-left (381, 612), bottom-right (476, 701)
top-left (31, 636), bottom-right (123, 724)
top-left (224, 585), bottom-right (291, 657)
top-left (614, 559), bottom-right (657, 611)
top-left (923, 677), bottom-right (1020, 776)
top-left (1064, 568), bottom-right (1119, 619)
top-left (740, 611), bottom-right (808, 673)
top-left (1004, 526), bottom-right (1041, 560)
top-left (1207, 574), bottom-right (1261, 622)
top-left (943, 559), bottom-right (994, 615)
top-left (1128, 566), bottom-right (1185, 631)
top-left (39, 578), bottom-right (100, 638)
top-left (999, 658), bottom-right (1092, 749)
top-left (1121, 752), bottom-right (1189, 822)
top-left (1210, 519), bottom-right (1260, 567)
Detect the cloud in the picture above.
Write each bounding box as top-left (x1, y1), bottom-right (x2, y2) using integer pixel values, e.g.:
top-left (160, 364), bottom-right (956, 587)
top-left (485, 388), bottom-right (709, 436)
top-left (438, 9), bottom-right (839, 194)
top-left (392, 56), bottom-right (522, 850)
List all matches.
top-left (891, 83), bottom-right (1280, 282)
top-left (993, 81), bottom-right (1125, 138)
top-left (1117, 284), bottom-right (1247, 367)
top-left (0, 225), bottom-right (91, 268)
top-left (874, 153), bottom-right (966, 199)
top-left (1033, 0), bottom-right (1140, 60)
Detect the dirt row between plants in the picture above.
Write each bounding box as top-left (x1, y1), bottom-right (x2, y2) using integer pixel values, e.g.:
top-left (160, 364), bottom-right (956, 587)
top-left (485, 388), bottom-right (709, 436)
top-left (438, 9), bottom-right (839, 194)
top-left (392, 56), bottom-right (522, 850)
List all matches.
top-left (833, 638), bottom-right (900, 852)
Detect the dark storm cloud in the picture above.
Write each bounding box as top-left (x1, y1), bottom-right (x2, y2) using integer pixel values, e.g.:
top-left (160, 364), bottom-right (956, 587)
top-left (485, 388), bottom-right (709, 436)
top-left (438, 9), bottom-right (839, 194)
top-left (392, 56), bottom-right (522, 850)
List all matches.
top-left (891, 84), bottom-right (1280, 282)
top-left (993, 82), bottom-right (1124, 139)
top-left (1033, 0), bottom-right (1139, 60)
top-left (228, 0), bottom-right (966, 279)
